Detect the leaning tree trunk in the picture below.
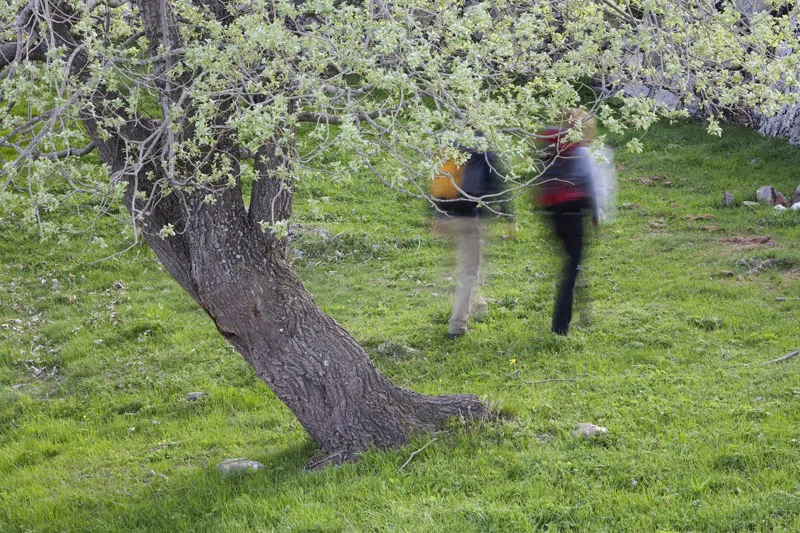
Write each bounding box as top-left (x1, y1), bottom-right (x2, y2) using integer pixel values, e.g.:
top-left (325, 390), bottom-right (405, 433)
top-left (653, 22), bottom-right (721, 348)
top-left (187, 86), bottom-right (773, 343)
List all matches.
top-left (182, 216), bottom-right (486, 459)
top-left (145, 173), bottom-right (486, 460)
top-left (80, 117), bottom-right (487, 461)
top-left (86, 127), bottom-right (487, 459)
top-left (12, 0), bottom-right (487, 461)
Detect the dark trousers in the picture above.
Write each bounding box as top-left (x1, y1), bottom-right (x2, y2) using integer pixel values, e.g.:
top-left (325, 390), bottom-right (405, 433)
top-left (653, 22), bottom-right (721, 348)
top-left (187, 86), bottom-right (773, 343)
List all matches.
top-left (547, 200), bottom-right (589, 335)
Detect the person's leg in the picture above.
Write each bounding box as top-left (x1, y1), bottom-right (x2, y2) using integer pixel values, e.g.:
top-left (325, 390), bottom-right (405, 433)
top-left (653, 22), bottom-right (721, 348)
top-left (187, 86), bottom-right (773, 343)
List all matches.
top-left (449, 217), bottom-right (484, 336)
top-left (551, 209), bottom-right (585, 335)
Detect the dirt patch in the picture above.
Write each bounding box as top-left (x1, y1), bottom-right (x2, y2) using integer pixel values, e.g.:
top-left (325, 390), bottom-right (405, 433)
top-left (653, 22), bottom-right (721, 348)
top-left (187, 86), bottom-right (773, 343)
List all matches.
top-left (784, 270), bottom-right (800, 281)
top-left (684, 214), bottom-right (715, 221)
top-left (721, 235), bottom-right (774, 249)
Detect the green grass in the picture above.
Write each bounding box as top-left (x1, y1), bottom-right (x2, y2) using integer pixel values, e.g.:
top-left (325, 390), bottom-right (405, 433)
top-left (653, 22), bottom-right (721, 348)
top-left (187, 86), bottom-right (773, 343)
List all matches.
top-left (2, 120), bottom-right (800, 532)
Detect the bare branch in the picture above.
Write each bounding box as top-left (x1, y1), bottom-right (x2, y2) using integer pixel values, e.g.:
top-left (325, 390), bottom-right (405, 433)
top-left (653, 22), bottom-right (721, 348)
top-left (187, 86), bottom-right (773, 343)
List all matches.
top-left (36, 141), bottom-right (97, 160)
top-left (598, 0), bottom-right (636, 24)
top-left (398, 437), bottom-right (438, 472)
top-left (296, 109), bottom-right (390, 125)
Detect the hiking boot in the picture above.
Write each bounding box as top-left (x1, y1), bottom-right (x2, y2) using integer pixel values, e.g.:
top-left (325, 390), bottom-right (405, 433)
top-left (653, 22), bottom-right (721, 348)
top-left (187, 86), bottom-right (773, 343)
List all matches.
top-left (448, 329), bottom-right (467, 340)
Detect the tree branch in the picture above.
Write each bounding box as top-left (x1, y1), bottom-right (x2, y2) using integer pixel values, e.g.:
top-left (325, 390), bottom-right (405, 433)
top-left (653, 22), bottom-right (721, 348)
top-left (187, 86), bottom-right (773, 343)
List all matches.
top-left (296, 109), bottom-right (388, 125)
top-left (35, 141), bottom-right (97, 160)
top-left (598, 0), bottom-right (636, 24)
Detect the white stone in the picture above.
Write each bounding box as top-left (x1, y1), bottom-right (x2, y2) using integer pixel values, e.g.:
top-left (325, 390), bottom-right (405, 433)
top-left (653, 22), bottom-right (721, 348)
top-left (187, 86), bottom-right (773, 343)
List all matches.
top-left (791, 202), bottom-right (800, 211)
top-left (775, 205), bottom-right (787, 211)
top-left (215, 458), bottom-right (264, 474)
top-left (573, 423), bottom-right (608, 438)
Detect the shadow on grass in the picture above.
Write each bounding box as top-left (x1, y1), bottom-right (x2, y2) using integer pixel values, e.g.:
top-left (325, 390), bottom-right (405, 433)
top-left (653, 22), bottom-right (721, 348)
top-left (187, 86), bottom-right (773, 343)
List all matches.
top-left (94, 441), bottom-right (319, 532)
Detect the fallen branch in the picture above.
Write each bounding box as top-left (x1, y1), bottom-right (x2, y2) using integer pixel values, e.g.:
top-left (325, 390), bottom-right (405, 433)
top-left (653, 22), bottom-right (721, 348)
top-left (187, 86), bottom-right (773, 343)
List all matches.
top-left (758, 350), bottom-right (799, 366)
top-left (527, 376), bottom-right (586, 384)
top-left (503, 369), bottom-right (586, 385)
top-left (398, 437), bottom-right (437, 472)
top-left (737, 350), bottom-right (799, 367)
top-left (304, 452), bottom-right (343, 470)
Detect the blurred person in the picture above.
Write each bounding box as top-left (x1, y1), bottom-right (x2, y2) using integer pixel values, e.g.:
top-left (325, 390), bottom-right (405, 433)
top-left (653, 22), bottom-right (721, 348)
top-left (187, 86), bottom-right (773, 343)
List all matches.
top-left (431, 136), bottom-right (516, 339)
top-left (536, 110), bottom-right (602, 336)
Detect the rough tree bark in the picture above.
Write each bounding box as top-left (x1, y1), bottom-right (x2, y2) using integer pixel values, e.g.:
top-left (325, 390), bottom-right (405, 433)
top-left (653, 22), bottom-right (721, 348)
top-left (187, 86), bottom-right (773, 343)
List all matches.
top-left (1, 0), bottom-right (487, 462)
top-left (759, 103), bottom-right (800, 146)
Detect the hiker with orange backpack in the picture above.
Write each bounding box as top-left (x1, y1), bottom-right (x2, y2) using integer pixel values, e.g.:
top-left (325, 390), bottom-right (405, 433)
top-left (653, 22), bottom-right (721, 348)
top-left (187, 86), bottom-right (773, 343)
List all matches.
top-left (431, 137), bottom-right (516, 339)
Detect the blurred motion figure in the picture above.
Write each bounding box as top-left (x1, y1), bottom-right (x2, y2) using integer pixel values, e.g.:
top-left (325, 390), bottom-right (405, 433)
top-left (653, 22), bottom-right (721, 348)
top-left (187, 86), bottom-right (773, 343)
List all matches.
top-left (431, 136), bottom-right (516, 339)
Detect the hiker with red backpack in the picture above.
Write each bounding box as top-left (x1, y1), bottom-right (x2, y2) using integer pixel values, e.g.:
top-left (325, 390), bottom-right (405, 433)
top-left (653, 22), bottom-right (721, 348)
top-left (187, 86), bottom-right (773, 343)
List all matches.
top-left (431, 136), bottom-right (516, 339)
top-left (537, 110), bottom-right (602, 336)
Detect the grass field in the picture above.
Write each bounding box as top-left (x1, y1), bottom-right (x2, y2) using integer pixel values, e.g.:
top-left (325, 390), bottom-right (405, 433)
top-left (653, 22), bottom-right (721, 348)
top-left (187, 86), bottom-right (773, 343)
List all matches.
top-left (1, 120), bottom-right (800, 532)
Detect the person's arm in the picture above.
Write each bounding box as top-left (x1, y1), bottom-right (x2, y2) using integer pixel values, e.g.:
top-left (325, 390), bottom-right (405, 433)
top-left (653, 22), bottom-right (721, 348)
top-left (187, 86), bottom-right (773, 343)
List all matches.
top-left (575, 148), bottom-right (600, 224)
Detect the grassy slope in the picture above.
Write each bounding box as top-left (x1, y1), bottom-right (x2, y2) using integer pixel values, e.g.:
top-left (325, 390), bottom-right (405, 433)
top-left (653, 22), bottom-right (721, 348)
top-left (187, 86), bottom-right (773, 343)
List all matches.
top-left (1, 121), bottom-right (800, 532)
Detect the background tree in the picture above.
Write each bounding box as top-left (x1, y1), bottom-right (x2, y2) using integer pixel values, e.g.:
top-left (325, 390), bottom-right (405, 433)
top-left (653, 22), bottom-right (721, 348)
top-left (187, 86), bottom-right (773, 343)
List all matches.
top-left (2, 0), bottom-right (799, 462)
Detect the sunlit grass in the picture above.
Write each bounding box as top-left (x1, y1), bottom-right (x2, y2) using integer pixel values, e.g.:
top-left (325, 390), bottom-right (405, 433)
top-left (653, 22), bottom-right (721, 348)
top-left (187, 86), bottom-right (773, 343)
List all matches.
top-left (1, 120), bottom-right (799, 531)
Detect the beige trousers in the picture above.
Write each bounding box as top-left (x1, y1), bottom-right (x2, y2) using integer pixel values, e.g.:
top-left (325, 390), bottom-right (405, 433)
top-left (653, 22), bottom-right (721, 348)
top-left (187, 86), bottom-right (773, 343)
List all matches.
top-left (440, 216), bottom-right (485, 335)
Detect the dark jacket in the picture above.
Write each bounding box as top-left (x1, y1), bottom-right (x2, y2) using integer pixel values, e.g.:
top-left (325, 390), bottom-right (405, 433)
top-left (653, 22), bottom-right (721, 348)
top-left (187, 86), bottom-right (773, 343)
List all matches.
top-left (435, 150), bottom-right (513, 217)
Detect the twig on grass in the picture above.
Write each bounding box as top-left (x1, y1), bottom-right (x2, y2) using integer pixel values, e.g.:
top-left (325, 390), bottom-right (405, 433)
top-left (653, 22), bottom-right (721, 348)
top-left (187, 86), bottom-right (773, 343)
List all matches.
top-left (737, 350), bottom-right (799, 367)
top-left (758, 350), bottom-right (799, 366)
top-left (305, 452), bottom-right (343, 470)
top-left (503, 369), bottom-right (587, 385)
top-left (398, 437), bottom-right (438, 472)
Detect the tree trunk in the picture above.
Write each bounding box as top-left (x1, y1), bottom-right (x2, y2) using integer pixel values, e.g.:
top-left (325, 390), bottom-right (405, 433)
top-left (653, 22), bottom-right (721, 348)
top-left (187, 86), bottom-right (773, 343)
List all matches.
top-left (82, 122), bottom-right (486, 460)
top-left (26, 0), bottom-right (488, 461)
top-left (130, 167), bottom-right (487, 461)
top-left (192, 237), bottom-right (486, 460)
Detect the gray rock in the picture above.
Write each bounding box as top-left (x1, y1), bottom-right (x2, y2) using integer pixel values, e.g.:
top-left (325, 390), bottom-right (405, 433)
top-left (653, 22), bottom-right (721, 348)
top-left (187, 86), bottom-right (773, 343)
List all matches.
top-left (215, 458), bottom-right (264, 474)
top-left (742, 201), bottom-right (759, 206)
top-left (756, 185), bottom-right (777, 205)
top-left (652, 89), bottom-right (680, 110)
top-left (775, 204), bottom-right (787, 211)
top-left (749, 158), bottom-right (763, 165)
top-left (791, 202), bottom-right (800, 211)
top-left (793, 184), bottom-right (800, 205)
top-left (758, 91), bottom-right (800, 146)
top-left (722, 192), bottom-right (735, 207)
top-left (573, 422), bottom-right (608, 438)
top-left (623, 82), bottom-right (650, 99)
top-left (186, 391), bottom-right (207, 401)
top-left (735, 0), bottom-right (769, 18)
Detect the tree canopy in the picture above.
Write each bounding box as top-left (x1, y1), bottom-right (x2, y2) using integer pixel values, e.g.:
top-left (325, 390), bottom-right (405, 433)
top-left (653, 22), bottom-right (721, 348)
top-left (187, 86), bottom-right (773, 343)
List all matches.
top-left (3, 0), bottom-right (799, 235)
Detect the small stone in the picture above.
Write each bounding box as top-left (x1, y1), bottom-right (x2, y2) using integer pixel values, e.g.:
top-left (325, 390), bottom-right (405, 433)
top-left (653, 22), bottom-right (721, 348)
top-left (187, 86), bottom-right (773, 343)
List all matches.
top-left (749, 158), bottom-right (763, 165)
top-left (215, 458), bottom-right (264, 474)
top-left (721, 192), bottom-right (735, 207)
top-left (793, 184), bottom-right (800, 205)
top-left (791, 202), bottom-right (800, 211)
top-left (775, 204), bottom-right (787, 211)
top-left (742, 201), bottom-right (759, 207)
top-left (573, 422), bottom-right (609, 438)
top-left (756, 185), bottom-right (776, 205)
top-left (186, 391), bottom-right (207, 401)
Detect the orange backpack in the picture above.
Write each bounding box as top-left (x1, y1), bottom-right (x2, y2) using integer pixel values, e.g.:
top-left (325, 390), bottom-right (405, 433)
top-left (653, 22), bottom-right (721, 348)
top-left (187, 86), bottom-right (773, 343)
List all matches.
top-left (430, 158), bottom-right (467, 200)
